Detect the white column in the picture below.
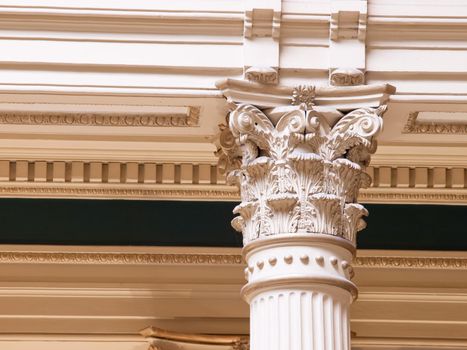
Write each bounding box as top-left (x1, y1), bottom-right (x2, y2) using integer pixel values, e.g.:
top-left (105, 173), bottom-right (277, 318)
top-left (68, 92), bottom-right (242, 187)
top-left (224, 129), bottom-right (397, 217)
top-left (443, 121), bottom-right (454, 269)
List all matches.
top-left (245, 237), bottom-right (355, 350)
top-left (217, 95), bottom-right (388, 350)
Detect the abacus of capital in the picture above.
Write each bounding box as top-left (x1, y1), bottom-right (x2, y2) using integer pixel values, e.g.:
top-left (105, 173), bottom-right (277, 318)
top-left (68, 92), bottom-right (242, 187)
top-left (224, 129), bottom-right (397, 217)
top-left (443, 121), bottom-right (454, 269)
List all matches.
top-left (216, 79), bottom-right (395, 350)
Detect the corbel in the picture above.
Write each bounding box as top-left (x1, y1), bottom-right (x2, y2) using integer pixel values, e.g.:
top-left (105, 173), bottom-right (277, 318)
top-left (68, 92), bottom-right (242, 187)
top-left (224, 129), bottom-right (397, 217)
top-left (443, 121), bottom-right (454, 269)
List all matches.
top-left (329, 0), bottom-right (368, 86)
top-left (243, 0), bottom-right (282, 85)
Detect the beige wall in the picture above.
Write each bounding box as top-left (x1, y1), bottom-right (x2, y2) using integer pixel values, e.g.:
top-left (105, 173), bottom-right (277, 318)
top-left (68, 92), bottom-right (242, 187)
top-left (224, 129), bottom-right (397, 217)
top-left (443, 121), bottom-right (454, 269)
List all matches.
top-left (0, 246), bottom-right (467, 349)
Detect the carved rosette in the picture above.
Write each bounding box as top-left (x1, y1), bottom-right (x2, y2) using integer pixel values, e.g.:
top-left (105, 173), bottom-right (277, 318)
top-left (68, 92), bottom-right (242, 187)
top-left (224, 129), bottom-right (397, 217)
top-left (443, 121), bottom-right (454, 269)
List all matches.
top-left (218, 102), bottom-right (387, 246)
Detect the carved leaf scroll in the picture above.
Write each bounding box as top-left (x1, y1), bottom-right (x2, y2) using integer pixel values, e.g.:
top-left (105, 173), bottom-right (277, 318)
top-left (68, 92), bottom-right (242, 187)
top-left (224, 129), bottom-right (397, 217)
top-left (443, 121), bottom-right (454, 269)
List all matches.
top-left (218, 100), bottom-right (386, 246)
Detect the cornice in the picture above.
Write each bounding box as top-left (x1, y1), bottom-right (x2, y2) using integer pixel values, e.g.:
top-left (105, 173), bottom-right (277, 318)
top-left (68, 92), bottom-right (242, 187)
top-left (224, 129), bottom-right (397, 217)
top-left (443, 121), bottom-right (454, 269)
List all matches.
top-left (1, 250), bottom-right (466, 270)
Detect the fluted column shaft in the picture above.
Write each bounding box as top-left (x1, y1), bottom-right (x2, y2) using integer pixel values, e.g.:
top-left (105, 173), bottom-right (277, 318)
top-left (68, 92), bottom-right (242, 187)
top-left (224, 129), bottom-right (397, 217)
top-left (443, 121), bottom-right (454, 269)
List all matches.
top-left (244, 236), bottom-right (355, 350)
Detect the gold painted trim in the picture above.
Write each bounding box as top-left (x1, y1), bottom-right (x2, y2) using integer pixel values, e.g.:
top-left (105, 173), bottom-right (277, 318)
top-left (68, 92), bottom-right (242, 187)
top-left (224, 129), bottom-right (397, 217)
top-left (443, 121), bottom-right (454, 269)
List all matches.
top-left (359, 189), bottom-right (467, 204)
top-left (1, 251), bottom-right (466, 270)
top-left (141, 326), bottom-right (247, 345)
top-left (0, 251), bottom-right (243, 265)
top-left (0, 106), bottom-right (200, 127)
top-left (0, 185), bottom-right (239, 200)
top-left (403, 111), bottom-right (467, 134)
top-left (0, 184), bottom-right (466, 205)
top-left (355, 256), bottom-right (467, 269)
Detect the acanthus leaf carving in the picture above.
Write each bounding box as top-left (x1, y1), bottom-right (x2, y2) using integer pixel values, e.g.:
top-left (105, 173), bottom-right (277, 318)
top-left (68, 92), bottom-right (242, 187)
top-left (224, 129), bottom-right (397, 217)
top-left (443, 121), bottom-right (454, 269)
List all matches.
top-left (217, 88), bottom-right (387, 246)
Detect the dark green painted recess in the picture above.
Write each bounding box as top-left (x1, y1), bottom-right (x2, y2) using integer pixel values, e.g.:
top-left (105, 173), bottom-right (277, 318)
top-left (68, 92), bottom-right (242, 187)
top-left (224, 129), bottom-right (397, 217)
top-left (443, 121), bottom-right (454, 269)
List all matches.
top-left (0, 198), bottom-right (465, 250)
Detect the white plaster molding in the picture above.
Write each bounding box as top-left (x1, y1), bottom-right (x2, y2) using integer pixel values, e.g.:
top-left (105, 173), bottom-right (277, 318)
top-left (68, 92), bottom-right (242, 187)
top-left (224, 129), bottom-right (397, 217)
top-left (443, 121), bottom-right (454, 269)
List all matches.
top-left (0, 3), bottom-right (244, 38)
top-left (329, 0), bottom-right (367, 85)
top-left (216, 78), bottom-right (394, 110)
top-left (2, 0), bottom-right (467, 101)
top-left (243, 0), bottom-right (281, 85)
top-left (330, 1), bottom-right (367, 42)
top-left (330, 68), bottom-right (365, 87)
top-left (244, 67), bottom-right (278, 85)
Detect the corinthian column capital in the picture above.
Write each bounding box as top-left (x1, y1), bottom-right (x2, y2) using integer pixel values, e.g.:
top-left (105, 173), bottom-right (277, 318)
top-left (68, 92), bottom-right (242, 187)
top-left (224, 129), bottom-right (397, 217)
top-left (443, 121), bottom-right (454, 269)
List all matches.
top-left (216, 79), bottom-right (395, 350)
top-left (217, 81), bottom-right (391, 247)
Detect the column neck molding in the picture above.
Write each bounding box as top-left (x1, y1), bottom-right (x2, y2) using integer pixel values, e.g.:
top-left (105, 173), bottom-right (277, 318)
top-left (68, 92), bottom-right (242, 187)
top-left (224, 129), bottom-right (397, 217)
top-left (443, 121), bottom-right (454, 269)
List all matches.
top-left (242, 234), bottom-right (357, 257)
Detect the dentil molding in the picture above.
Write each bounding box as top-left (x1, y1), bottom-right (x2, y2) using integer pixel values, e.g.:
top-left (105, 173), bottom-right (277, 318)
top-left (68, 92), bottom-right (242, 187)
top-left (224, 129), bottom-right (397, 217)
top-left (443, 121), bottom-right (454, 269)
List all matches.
top-left (0, 159), bottom-right (464, 204)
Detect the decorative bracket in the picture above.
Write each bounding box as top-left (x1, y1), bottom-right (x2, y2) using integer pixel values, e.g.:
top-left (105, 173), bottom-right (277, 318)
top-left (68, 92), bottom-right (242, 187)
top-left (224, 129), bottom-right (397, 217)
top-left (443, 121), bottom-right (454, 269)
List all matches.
top-left (329, 0), bottom-right (368, 85)
top-left (243, 0), bottom-right (281, 84)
